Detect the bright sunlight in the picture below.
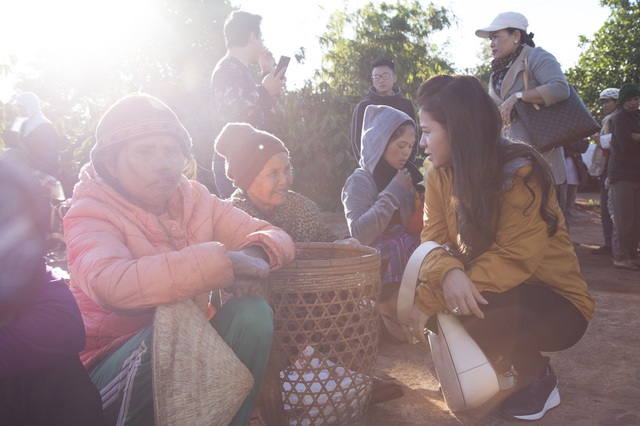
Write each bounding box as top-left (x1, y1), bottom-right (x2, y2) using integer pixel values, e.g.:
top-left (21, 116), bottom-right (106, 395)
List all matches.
top-left (0, 0), bottom-right (162, 100)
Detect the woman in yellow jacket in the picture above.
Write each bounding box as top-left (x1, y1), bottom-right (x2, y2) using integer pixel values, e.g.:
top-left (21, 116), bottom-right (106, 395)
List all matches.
top-left (408, 75), bottom-right (594, 421)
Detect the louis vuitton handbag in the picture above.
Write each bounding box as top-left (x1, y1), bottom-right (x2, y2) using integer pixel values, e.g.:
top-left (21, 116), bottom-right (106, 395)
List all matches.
top-left (513, 57), bottom-right (600, 152)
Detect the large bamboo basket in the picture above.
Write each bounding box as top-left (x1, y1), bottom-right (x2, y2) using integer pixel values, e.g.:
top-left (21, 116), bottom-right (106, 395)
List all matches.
top-left (259, 242), bottom-right (381, 426)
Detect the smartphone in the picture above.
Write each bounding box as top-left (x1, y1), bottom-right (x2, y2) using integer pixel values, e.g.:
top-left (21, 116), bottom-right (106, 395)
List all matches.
top-left (274, 55), bottom-right (290, 79)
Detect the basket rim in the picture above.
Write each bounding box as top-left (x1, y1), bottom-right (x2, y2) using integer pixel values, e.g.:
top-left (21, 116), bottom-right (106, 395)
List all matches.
top-left (282, 242), bottom-right (379, 269)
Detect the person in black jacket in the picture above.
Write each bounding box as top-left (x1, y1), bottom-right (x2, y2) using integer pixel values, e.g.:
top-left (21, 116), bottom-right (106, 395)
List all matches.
top-left (608, 83), bottom-right (640, 270)
top-left (351, 59), bottom-right (417, 163)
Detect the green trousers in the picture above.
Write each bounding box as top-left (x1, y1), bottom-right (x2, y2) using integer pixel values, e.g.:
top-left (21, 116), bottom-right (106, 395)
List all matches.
top-left (90, 296), bottom-right (274, 426)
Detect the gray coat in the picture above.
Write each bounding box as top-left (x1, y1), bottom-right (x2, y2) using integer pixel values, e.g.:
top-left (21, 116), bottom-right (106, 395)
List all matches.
top-left (341, 105), bottom-right (416, 246)
top-left (489, 45), bottom-right (570, 185)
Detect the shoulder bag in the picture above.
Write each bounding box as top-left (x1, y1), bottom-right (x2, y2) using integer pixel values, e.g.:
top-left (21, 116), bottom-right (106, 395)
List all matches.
top-left (396, 241), bottom-right (503, 412)
top-left (512, 57), bottom-right (600, 152)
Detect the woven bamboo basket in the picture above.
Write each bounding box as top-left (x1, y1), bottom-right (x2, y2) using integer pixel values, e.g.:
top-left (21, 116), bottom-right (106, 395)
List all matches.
top-left (259, 242), bottom-right (381, 426)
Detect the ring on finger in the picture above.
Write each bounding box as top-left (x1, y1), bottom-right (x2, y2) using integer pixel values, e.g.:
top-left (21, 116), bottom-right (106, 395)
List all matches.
top-left (451, 306), bottom-right (460, 314)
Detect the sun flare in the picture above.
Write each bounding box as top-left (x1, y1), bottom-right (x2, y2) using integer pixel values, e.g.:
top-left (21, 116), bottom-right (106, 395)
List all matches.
top-left (1, 0), bottom-right (158, 67)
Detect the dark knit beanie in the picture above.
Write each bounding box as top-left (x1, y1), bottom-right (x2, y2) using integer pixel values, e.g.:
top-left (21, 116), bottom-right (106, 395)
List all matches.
top-left (617, 83), bottom-right (640, 106)
top-left (90, 93), bottom-right (191, 169)
top-left (214, 123), bottom-right (288, 191)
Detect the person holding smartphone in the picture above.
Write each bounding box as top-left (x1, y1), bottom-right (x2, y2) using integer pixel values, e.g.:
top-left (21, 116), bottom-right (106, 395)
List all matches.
top-left (204, 11), bottom-right (287, 199)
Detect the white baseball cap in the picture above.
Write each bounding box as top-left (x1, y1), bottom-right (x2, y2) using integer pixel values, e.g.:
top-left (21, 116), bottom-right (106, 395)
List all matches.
top-left (475, 12), bottom-right (528, 38)
top-left (599, 88), bottom-right (619, 100)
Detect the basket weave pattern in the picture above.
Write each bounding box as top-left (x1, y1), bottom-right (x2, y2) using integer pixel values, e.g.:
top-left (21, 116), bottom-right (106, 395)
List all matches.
top-left (260, 243), bottom-right (381, 425)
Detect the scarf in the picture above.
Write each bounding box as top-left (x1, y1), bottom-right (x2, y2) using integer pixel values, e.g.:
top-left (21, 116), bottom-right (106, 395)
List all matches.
top-left (491, 44), bottom-right (524, 94)
top-left (372, 158), bottom-right (423, 193)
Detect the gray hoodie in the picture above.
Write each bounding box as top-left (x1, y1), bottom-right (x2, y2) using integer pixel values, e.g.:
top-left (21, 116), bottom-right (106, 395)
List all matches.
top-left (342, 105), bottom-right (417, 245)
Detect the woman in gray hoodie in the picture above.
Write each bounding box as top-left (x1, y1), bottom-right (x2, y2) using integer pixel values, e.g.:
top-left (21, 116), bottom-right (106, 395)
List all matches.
top-left (342, 105), bottom-right (424, 340)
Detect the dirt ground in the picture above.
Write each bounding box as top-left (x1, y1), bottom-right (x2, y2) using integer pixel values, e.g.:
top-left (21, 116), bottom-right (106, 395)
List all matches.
top-left (320, 191), bottom-right (640, 426)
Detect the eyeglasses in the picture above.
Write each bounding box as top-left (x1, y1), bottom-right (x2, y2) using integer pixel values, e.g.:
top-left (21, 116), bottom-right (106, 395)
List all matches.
top-left (371, 72), bottom-right (393, 81)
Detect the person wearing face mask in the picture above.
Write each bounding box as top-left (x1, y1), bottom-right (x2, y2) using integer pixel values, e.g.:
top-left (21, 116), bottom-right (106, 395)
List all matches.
top-left (342, 105), bottom-right (424, 342)
top-left (475, 12), bottom-right (569, 188)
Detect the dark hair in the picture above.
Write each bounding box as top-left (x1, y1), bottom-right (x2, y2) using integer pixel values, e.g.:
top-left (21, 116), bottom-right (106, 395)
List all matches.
top-left (388, 120), bottom-right (415, 144)
top-left (506, 28), bottom-right (536, 47)
top-left (224, 11), bottom-right (262, 48)
top-left (372, 58), bottom-right (395, 71)
top-left (415, 74), bottom-right (557, 259)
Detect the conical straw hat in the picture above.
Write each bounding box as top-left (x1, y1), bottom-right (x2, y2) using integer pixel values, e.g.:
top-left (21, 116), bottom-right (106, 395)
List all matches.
top-left (152, 300), bottom-right (254, 426)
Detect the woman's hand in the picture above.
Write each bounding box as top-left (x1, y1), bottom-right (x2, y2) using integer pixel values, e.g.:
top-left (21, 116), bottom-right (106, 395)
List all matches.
top-left (442, 268), bottom-right (488, 319)
top-left (392, 168), bottom-right (413, 191)
top-left (408, 304), bottom-right (429, 343)
top-left (499, 94), bottom-right (519, 125)
top-left (226, 248), bottom-right (270, 298)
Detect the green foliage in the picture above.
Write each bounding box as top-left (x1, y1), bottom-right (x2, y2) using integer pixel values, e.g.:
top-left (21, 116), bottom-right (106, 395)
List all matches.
top-left (566, 0), bottom-right (639, 120)
top-left (317, 1), bottom-right (455, 99)
top-left (269, 82), bottom-right (357, 212)
top-left (5, 0), bottom-right (234, 195)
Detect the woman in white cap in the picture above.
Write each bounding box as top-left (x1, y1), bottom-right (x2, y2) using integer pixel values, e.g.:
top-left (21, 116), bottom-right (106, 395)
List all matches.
top-left (63, 93), bottom-right (295, 425)
top-left (475, 12), bottom-right (570, 188)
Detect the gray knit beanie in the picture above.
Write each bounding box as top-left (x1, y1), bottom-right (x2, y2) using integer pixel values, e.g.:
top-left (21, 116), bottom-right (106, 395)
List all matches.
top-left (214, 123), bottom-right (288, 191)
top-left (90, 93), bottom-right (191, 174)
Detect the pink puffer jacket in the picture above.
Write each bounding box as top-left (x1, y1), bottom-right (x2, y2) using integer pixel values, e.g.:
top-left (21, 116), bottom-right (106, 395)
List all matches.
top-left (65, 165), bottom-right (295, 369)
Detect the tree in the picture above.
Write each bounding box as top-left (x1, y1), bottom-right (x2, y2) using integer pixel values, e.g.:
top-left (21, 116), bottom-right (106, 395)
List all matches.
top-left (566, 0), bottom-right (639, 119)
top-left (317, 1), bottom-right (455, 100)
top-left (6, 0), bottom-right (234, 194)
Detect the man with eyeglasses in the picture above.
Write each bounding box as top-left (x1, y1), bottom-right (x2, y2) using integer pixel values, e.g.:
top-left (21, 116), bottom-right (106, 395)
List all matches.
top-left (350, 58), bottom-right (417, 162)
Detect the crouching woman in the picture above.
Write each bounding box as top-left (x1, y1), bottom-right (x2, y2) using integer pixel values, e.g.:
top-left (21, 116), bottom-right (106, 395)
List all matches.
top-left (408, 75), bottom-right (594, 421)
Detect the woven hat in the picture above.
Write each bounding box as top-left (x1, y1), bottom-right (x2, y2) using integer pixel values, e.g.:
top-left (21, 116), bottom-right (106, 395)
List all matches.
top-left (152, 300), bottom-right (253, 426)
top-left (90, 93), bottom-right (191, 172)
top-left (599, 88), bottom-right (619, 100)
top-left (214, 122), bottom-right (288, 191)
top-left (475, 12), bottom-right (528, 38)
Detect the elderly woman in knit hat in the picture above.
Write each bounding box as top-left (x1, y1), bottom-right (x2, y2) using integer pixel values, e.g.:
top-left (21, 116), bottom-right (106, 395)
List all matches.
top-left (607, 83), bottom-right (640, 270)
top-left (63, 93), bottom-right (295, 425)
top-left (216, 122), bottom-right (357, 244)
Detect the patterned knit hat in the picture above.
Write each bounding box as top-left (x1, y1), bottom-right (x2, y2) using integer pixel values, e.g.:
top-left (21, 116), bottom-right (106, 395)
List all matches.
top-left (214, 122), bottom-right (288, 191)
top-left (90, 93), bottom-right (191, 170)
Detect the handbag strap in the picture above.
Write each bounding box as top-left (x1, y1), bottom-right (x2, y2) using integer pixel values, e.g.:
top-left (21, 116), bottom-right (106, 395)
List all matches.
top-left (396, 241), bottom-right (447, 325)
top-left (522, 55), bottom-right (541, 111)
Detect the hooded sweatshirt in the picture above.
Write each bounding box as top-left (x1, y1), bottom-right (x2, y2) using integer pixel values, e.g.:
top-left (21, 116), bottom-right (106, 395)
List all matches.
top-left (342, 105), bottom-right (421, 246)
top-left (13, 92), bottom-right (60, 177)
top-left (350, 86), bottom-right (417, 161)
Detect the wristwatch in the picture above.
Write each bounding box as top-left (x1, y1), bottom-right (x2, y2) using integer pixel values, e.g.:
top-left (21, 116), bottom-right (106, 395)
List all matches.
top-left (515, 92), bottom-right (524, 102)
